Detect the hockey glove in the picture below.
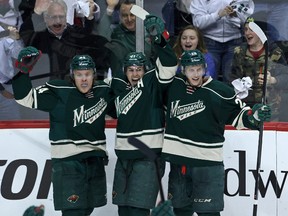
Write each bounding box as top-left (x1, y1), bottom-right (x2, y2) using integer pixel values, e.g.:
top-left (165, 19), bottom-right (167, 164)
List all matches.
top-left (144, 15), bottom-right (169, 45)
top-left (15, 46), bottom-right (42, 74)
top-left (151, 200), bottom-right (175, 216)
top-left (247, 104), bottom-right (271, 126)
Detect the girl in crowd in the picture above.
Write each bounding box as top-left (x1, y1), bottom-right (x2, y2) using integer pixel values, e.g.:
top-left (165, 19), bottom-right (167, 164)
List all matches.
top-left (173, 25), bottom-right (216, 79)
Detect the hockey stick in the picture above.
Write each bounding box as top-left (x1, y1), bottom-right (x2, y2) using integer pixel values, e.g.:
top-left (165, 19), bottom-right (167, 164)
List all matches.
top-left (127, 136), bottom-right (165, 203)
top-left (130, 4), bottom-right (147, 53)
top-left (130, 4), bottom-right (161, 39)
top-left (131, 5), bottom-right (169, 47)
top-left (248, 22), bottom-right (268, 216)
top-left (130, 4), bottom-right (149, 20)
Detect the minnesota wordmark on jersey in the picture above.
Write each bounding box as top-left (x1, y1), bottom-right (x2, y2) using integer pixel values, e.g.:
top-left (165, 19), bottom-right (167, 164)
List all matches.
top-left (73, 98), bottom-right (107, 127)
top-left (115, 87), bottom-right (142, 115)
top-left (170, 100), bottom-right (206, 120)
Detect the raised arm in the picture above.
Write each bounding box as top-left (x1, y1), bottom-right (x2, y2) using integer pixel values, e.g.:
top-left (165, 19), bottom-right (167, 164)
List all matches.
top-left (12, 46), bottom-right (58, 111)
top-left (144, 15), bottom-right (177, 82)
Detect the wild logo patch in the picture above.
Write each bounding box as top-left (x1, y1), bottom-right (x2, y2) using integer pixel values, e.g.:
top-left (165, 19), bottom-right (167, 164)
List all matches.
top-left (67, 194), bottom-right (79, 203)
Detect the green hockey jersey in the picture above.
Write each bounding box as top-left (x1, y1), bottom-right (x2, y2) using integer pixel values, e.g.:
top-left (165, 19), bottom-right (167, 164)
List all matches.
top-left (12, 73), bottom-right (115, 160)
top-left (110, 44), bottom-right (177, 159)
top-left (162, 75), bottom-right (256, 167)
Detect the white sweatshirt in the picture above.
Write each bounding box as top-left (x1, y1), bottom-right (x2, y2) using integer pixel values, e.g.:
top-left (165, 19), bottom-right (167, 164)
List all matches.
top-left (190, 0), bottom-right (254, 42)
top-left (0, 0), bottom-right (23, 83)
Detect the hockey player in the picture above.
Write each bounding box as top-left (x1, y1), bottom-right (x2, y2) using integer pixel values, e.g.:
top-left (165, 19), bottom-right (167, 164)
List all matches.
top-left (110, 14), bottom-right (177, 216)
top-left (12, 46), bottom-right (115, 216)
top-left (161, 49), bottom-right (271, 216)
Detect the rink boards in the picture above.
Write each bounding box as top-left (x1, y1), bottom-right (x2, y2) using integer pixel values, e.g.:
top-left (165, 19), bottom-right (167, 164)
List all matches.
top-left (0, 121), bottom-right (288, 216)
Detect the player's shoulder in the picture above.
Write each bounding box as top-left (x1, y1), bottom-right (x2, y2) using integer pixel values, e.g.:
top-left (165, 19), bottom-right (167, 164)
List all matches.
top-left (175, 73), bottom-right (186, 81)
top-left (203, 78), bottom-right (235, 98)
top-left (111, 73), bottom-right (128, 84)
top-left (93, 80), bottom-right (111, 89)
top-left (46, 80), bottom-right (74, 89)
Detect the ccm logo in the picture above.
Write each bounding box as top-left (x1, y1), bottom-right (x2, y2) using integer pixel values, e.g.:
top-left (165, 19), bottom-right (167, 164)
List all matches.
top-left (193, 199), bottom-right (212, 203)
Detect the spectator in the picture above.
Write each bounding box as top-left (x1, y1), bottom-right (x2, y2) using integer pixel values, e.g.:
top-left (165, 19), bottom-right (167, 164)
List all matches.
top-left (19, 0), bottom-right (109, 80)
top-left (190, 0), bottom-right (254, 83)
top-left (93, 0), bottom-right (119, 40)
top-left (160, 49), bottom-right (271, 216)
top-left (0, 0), bottom-right (24, 120)
top-left (230, 18), bottom-right (288, 121)
top-left (161, 0), bottom-right (193, 40)
top-left (12, 47), bottom-right (116, 216)
top-left (173, 25), bottom-right (216, 78)
top-left (97, 0), bottom-right (157, 76)
top-left (109, 15), bottom-right (177, 216)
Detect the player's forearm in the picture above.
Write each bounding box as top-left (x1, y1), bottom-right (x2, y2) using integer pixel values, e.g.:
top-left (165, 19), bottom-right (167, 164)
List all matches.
top-left (12, 72), bottom-right (33, 101)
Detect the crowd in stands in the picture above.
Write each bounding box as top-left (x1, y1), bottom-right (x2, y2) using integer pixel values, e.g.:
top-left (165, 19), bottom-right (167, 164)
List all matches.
top-left (1, 0), bottom-right (288, 121)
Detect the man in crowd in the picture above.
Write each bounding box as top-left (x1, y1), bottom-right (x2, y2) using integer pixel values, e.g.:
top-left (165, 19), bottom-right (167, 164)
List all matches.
top-left (19, 0), bottom-right (109, 80)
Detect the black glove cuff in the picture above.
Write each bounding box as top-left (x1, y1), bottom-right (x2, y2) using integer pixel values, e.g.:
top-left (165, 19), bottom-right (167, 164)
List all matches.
top-left (157, 35), bottom-right (168, 47)
top-left (157, 30), bottom-right (170, 47)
